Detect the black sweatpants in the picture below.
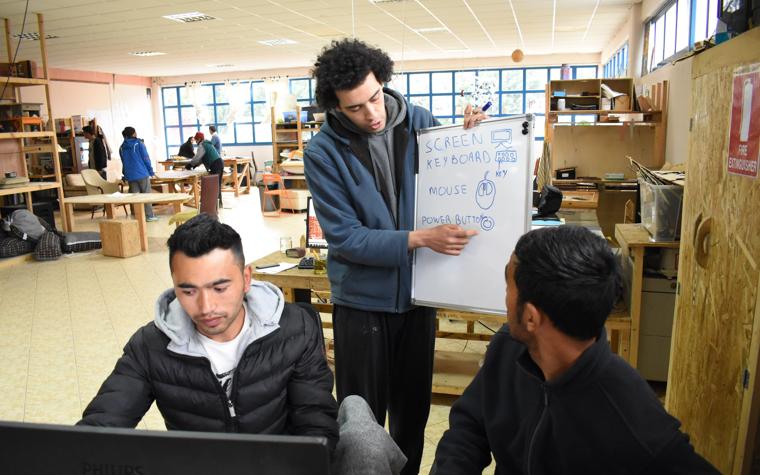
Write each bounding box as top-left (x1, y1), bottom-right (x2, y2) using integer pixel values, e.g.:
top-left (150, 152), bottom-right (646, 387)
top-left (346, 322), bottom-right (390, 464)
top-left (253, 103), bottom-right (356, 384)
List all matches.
top-left (333, 304), bottom-right (436, 475)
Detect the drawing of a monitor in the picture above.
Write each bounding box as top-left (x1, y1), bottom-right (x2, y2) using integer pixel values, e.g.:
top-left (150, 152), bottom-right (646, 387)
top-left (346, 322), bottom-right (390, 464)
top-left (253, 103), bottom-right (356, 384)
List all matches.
top-left (0, 420), bottom-right (330, 475)
top-left (306, 196), bottom-right (328, 249)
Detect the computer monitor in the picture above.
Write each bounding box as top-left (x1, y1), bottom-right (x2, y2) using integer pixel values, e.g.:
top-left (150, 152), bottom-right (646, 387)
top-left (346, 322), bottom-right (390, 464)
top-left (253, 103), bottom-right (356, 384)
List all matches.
top-left (0, 420), bottom-right (330, 475)
top-left (306, 196), bottom-right (328, 249)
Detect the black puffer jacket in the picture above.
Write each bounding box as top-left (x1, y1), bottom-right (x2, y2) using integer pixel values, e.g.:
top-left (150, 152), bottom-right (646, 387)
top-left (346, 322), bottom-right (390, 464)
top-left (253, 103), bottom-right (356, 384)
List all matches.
top-left (78, 283), bottom-right (338, 451)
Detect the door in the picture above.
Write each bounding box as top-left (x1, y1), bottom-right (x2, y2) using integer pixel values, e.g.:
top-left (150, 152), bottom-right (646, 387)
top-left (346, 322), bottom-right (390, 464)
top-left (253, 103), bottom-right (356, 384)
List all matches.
top-left (665, 28), bottom-right (760, 474)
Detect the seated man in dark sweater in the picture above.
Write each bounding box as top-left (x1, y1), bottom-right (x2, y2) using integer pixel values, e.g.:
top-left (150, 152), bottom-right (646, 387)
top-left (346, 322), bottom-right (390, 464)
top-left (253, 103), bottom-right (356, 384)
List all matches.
top-left (78, 214), bottom-right (338, 452)
top-left (432, 225), bottom-right (718, 474)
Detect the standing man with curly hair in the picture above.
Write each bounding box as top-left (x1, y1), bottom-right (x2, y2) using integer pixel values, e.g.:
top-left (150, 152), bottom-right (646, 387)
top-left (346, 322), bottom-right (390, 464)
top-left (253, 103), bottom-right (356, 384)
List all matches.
top-left (304, 38), bottom-right (486, 475)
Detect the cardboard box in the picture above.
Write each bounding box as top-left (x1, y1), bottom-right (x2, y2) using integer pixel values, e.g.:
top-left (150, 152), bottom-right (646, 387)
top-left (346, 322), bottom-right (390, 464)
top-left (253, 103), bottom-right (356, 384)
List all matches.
top-left (99, 219), bottom-right (141, 258)
top-left (0, 60), bottom-right (37, 78)
top-left (613, 95), bottom-right (631, 111)
top-left (281, 189), bottom-right (310, 211)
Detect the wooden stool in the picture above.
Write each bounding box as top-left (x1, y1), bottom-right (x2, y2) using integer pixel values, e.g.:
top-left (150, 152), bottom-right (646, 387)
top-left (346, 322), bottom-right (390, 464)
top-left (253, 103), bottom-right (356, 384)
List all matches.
top-left (99, 219), bottom-right (141, 258)
top-left (605, 312), bottom-right (632, 363)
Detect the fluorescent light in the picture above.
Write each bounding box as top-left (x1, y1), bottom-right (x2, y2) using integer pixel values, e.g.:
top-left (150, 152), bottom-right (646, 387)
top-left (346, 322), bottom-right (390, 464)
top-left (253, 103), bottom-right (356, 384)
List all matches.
top-left (258, 39), bottom-right (298, 46)
top-left (163, 12), bottom-right (217, 23)
top-left (414, 27), bottom-right (447, 33)
top-left (370, 0), bottom-right (407, 4)
top-left (129, 51), bottom-right (167, 57)
top-left (207, 64), bottom-right (235, 68)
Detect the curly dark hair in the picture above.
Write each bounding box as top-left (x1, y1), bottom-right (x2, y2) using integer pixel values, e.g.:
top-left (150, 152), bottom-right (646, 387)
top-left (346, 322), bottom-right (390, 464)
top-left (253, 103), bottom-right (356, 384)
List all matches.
top-left (312, 38), bottom-right (394, 110)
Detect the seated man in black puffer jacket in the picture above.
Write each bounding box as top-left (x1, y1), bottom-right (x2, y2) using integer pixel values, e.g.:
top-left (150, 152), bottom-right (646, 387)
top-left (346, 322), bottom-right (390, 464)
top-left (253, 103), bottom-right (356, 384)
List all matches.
top-left (78, 214), bottom-right (338, 453)
top-left (432, 226), bottom-right (719, 475)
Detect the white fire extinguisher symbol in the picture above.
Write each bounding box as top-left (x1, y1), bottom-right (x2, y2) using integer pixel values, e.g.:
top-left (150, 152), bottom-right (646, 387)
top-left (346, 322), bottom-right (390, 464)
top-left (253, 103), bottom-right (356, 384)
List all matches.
top-left (740, 77), bottom-right (753, 143)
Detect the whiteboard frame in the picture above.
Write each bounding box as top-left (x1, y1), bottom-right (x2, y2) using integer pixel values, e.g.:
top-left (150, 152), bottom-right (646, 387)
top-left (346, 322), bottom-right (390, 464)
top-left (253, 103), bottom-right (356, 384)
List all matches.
top-left (411, 114), bottom-right (534, 315)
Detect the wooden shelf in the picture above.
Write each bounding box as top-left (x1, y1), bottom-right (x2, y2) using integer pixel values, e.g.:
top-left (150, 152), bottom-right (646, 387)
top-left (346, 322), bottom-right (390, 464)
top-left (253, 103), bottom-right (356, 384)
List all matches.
top-left (0, 14), bottom-right (69, 231)
top-left (0, 181), bottom-right (62, 196)
top-left (0, 131), bottom-right (55, 139)
top-left (0, 76), bottom-right (48, 87)
top-left (548, 109), bottom-right (660, 116)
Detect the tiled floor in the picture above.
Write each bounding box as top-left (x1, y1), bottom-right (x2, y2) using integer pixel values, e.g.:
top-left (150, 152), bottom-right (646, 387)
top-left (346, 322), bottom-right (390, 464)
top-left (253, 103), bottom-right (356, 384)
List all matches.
top-left (0, 191), bottom-right (494, 474)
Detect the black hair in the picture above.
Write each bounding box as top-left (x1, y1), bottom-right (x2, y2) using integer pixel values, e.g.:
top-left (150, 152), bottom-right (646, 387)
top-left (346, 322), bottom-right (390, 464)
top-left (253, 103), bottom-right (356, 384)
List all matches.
top-left (121, 126), bottom-right (136, 139)
top-left (167, 214), bottom-right (245, 271)
top-left (312, 38), bottom-right (394, 110)
top-left (510, 225), bottom-right (622, 341)
top-left (82, 125), bottom-right (93, 135)
top-left (209, 125), bottom-right (217, 133)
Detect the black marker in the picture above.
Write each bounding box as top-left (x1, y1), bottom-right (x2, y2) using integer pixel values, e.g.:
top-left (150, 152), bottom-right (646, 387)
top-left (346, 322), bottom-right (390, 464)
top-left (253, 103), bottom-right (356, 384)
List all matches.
top-left (255, 264), bottom-right (279, 270)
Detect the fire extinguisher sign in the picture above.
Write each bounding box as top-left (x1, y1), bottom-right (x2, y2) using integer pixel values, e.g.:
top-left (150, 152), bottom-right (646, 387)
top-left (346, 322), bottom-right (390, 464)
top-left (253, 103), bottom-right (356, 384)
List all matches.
top-left (727, 64), bottom-right (760, 178)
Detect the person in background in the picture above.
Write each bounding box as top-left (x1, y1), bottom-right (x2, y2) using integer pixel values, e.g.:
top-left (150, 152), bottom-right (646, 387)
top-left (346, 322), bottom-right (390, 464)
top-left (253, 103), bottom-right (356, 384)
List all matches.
top-left (209, 125), bottom-right (223, 156)
top-left (83, 125), bottom-right (108, 179)
top-left (177, 136), bottom-right (195, 159)
top-left (119, 126), bottom-right (157, 222)
top-left (431, 226), bottom-right (719, 474)
top-left (187, 131), bottom-right (224, 206)
top-left (304, 38), bottom-right (486, 475)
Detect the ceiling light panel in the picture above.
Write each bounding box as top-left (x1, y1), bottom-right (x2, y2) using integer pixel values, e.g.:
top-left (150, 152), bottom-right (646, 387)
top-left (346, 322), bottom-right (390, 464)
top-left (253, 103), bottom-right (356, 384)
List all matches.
top-left (257, 39), bottom-right (298, 46)
top-left (12, 32), bottom-right (59, 40)
top-left (163, 12), bottom-right (218, 23)
top-left (129, 51), bottom-right (167, 57)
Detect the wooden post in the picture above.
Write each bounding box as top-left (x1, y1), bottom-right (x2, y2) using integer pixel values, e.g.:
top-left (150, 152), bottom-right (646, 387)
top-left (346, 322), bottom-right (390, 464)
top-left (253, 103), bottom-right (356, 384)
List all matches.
top-left (36, 13), bottom-right (54, 130)
top-left (4, 18), bottom-right (12, 63)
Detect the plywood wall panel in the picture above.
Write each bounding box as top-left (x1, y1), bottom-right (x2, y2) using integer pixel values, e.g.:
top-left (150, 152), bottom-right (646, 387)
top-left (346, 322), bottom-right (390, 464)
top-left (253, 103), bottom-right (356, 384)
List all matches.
top-left (665, 28), bottom-right (760, 474)
top-left (552, 125), bottom-right (657, 178)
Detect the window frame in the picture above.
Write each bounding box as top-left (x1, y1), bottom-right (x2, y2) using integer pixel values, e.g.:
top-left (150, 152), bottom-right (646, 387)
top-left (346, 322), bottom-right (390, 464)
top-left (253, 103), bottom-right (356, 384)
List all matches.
top-left (643, 0), bottom-right (720, 74)
top-left (161, 80), bottom-right (270, 157)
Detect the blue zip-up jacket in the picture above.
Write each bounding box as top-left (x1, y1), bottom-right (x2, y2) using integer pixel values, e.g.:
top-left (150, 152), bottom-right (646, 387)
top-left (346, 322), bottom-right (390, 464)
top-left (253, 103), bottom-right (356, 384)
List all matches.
top-left (119, 137), bottom-right (154, 181)
top-left (304, 91), bottom-right (438, 313)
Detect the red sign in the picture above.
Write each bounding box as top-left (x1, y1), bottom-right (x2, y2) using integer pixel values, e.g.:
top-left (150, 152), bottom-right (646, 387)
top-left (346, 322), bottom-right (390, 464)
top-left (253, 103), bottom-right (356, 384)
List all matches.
top-left (727, 65), bottom-right (760, 178)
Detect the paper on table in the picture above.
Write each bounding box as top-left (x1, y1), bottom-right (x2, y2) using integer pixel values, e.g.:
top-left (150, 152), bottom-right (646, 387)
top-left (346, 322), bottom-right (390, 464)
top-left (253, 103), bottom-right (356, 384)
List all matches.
top-left (256, 262), bottom-right (297, 274)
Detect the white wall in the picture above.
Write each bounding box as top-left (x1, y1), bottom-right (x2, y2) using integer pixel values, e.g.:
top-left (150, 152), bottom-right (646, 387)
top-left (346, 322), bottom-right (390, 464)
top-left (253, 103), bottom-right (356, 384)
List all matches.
top-left (21, 80), bottom-right (155, 179)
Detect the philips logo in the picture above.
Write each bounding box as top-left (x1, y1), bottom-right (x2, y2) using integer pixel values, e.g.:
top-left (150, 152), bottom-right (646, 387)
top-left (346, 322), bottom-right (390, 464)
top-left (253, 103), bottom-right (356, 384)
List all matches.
top-left (82, 462), bottom-right (146, 475)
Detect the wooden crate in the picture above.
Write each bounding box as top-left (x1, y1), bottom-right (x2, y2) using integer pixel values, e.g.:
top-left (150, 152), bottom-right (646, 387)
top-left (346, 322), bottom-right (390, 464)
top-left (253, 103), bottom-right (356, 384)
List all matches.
top-left (99, 219), bottom-right (141, 258)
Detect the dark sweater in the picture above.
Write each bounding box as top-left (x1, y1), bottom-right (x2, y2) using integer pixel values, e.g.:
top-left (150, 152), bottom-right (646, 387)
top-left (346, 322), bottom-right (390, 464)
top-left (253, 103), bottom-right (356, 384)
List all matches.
top-left (432, 326), bottom-right (719, 475)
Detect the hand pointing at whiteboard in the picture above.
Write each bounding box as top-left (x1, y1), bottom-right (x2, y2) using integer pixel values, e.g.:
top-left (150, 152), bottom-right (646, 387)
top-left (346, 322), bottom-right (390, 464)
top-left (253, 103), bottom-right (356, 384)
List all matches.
top-left (408, 225), bottom-right (479, 256)
top-left (463, 103), bottom-right (489, 129)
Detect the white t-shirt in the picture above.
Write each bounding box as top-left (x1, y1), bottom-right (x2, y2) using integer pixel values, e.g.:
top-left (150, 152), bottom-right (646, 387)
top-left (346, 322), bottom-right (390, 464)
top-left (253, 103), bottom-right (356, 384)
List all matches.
top-left (197, 309), bottom-right (251, 416)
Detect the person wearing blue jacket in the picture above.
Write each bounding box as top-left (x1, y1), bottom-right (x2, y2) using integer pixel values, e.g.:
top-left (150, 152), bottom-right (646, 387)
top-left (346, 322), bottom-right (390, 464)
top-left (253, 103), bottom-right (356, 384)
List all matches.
top-left (119, 126), bottom-right (157, 222)
top-left (304, 38), bottom-right (486, 475)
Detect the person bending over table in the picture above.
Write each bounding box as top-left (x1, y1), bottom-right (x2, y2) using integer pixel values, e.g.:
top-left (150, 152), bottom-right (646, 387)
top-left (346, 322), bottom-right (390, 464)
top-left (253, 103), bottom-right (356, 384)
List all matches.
top-left (186, 131), bottom-right (224, 206)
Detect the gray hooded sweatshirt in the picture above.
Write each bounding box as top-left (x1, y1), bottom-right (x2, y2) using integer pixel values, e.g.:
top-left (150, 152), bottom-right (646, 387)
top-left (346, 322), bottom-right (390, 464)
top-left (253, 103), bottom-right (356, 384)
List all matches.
top-left (331, 89), bottom-right (407, 223)
top-left (154, 280), bottom-right (285, 413)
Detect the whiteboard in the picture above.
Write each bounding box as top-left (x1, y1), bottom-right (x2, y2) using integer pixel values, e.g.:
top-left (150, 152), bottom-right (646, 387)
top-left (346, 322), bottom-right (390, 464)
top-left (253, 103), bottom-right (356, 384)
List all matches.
top-left (412, 115), bottom-right (533, 315)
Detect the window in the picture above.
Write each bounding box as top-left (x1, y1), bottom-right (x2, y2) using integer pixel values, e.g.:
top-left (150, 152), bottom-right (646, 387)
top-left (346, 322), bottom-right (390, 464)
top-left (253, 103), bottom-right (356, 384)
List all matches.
top-left (161, 80), bottom-right (270, 157)
top-left (390, 65), bottom-right (597, 140)
top-left (289, 78), bottom-right (314, 106)
top-left (603, 42), bottom-right (629, 78)
top-left (644, 0), bottom-right (721, 73)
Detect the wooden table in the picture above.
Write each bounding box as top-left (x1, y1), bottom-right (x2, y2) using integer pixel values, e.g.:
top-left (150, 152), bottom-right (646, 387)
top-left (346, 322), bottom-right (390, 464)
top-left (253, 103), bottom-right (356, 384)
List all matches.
top-left (250, 250), bottom-right (507, 395)
top-left (63, 193), bottom-right (191, 251)
top-left (158, 157), bottom-right (252, 197)
top-left (222, 157), bottom-right (253, 197)
top-left (152, 170), bottom-right (207, 209)
top-left (615, 223), bottom-right (679, 368)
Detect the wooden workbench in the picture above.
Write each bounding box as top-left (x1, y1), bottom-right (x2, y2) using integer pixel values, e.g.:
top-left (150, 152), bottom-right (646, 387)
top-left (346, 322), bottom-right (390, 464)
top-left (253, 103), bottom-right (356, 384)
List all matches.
top-left (250, 250), bottom-right (506, 395)
top-left (615, 223), bottom-right (679, 368)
